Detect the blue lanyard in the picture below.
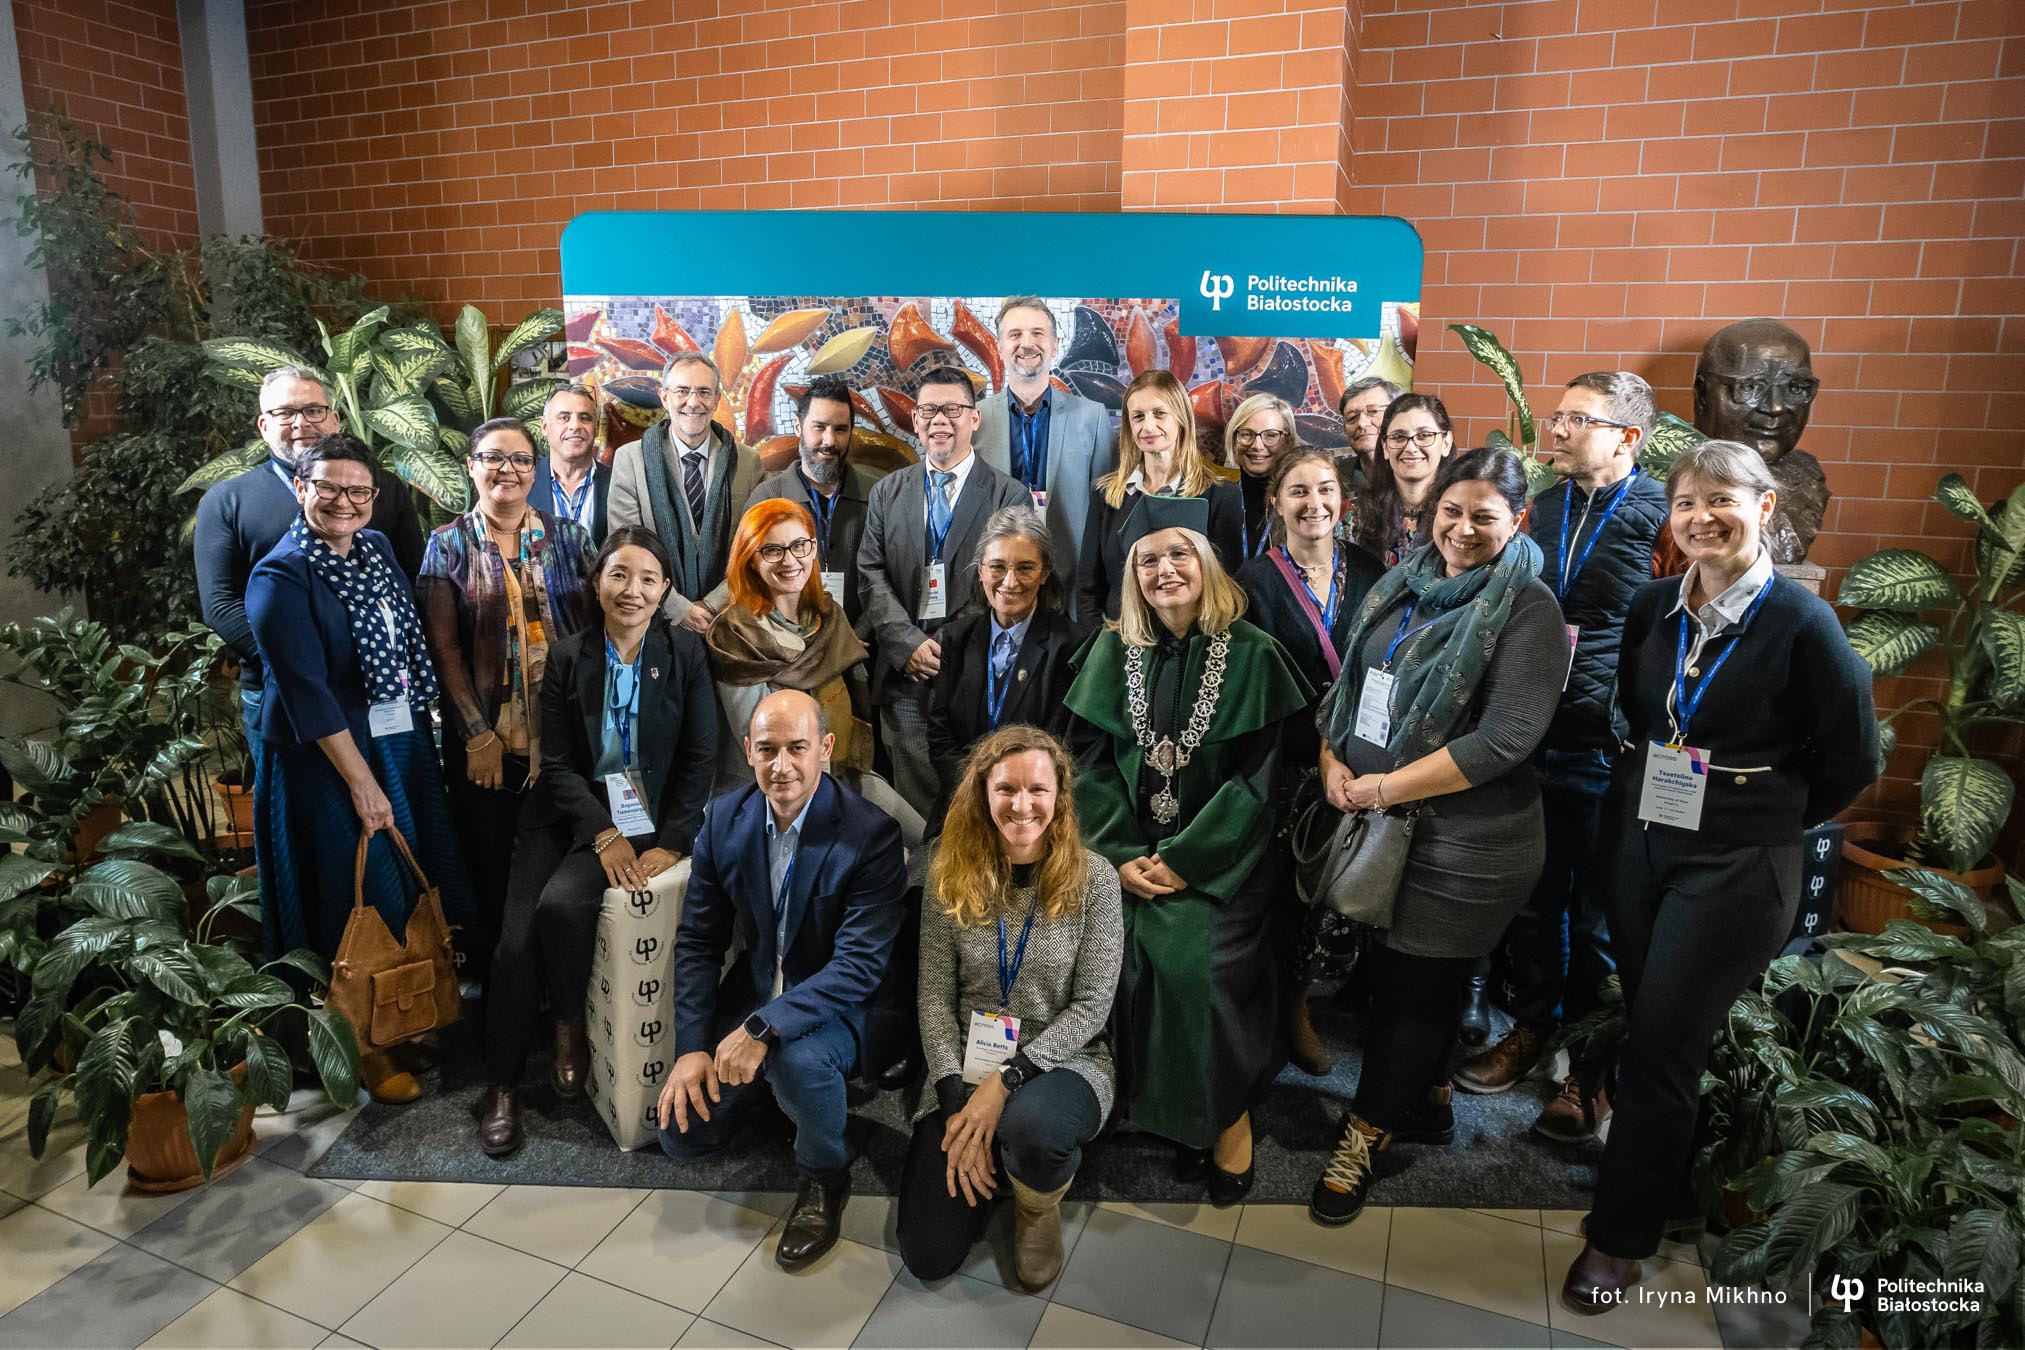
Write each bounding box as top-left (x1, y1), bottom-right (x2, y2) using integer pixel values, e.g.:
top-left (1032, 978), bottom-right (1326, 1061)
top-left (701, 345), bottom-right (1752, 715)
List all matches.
top-left (986, 636), bottom-right (1018, 728)
top-left (773, 846), bottom-right (798, 921)
top-left (1670, 575), bottom-right (1775, 746)
top-left (924, 470), bottom-right (955, 562)
top-left (1383, 600), bottom-right (1442, 670)
top-left (552, 472), bottom-right (592, 526)
top-left (799, 469), bottom-right (838, 560)
top-left (605, 636), bottom-right (642, 768)
top-left (1282, 545), bottom-right (1339, 628)
top-left (1014, 401), bottom-right (1047, 489)
top-left (1242, 510), bottom-right (1270, 560)
top-left (996, 900), bottom-right (1038, 1011)
top-left (1556, 468), bottom-right (1639, 602)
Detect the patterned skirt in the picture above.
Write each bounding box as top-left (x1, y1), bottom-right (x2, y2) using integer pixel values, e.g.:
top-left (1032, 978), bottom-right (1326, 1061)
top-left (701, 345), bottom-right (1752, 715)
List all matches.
top-left (254, 725), bottom-right (478, 969)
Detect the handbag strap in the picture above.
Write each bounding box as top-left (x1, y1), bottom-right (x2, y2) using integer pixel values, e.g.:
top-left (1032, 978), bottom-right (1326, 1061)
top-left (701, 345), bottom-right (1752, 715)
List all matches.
top-left (351, 826), bottom-right (435, 912)
top-left (1269, 549), bottom-right (1342, 680)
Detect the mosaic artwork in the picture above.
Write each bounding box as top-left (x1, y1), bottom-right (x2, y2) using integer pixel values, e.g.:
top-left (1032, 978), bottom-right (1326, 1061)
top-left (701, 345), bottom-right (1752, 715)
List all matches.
top-left (561, 294), bottom-right (1420, 472)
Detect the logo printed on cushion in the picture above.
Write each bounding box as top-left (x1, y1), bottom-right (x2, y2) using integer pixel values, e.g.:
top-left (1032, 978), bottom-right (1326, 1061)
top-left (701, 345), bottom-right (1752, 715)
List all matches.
top-left (638, 1058), bottom-right (667, 1086)
top-left (631, 935), bottom-right (661, 964)
top-left (633, 1018), bottom-right (664, 1047)
top-left (632, 977), bottom-right (662, 1006)
top-left (627, 889), bottom-right (660, 919)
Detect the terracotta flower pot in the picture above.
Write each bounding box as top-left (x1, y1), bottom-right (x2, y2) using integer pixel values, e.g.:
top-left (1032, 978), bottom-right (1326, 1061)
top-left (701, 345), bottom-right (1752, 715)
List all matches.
top-left (1838, 823), bottom-right (2005, 937)
top-left (215, 777), bottom-right (256, 844)
top-left (125, 1063), bottom-right (254, 1194)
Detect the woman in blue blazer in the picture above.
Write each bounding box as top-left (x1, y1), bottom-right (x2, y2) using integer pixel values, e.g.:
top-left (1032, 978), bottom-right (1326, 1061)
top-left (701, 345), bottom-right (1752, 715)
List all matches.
top-left (246, 434), bottom-right (476, 1105)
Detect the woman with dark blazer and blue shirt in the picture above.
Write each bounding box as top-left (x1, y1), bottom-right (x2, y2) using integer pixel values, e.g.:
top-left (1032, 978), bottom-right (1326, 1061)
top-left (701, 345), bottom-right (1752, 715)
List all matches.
top-left (246, 434), bottom-right (477, 1105)
top-left (1561, 441), bottom-right (1876, 1312)
top-left (476, 525), bottom-right (718, 1154)
top-left (926, 504), bottom-right (1082, 829)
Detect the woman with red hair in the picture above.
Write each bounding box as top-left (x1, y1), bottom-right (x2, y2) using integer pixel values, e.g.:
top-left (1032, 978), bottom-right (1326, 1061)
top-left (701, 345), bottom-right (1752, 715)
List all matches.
top-left (704, 498), bottom-right (873, 788)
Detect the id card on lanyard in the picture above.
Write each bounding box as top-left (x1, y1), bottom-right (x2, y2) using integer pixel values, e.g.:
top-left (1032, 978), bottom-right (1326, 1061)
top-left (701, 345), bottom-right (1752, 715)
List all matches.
top-left (367, 599), bottom-right (415, 736)
top-left (1637, 575), bottom-right (1774, 831)
top-left (1355, 600), bottom-right (1439, 746)
top-left (920, 472), bottom-right (952, 622)
top-left (961, 901), bottom-right (1036, 1084)
top-left (603, 637), bottom-right (653, 837)
top-left (802, 477), bottom-right (847, 606)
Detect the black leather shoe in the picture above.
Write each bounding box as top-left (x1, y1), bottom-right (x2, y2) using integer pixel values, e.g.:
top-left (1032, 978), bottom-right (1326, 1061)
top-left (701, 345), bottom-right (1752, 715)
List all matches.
top-left (1174, 1146), bottom-right (1211, 1182)
top-left (473, 1085), bottom-right (523, 1157)
top-left (1561, 1242), bottom-right (1641, 1314)
top-left (1458, 974), bottom-right (1492, 1048)
top-left (551, 1015), bottom-right (589, 1100)
top-left (1206, 1160), bottom-right (1255, 1208)
top-left (776, 1178), bottom-right (849, 1271)
top-left (874, 1050), bottom-right (919, 1091)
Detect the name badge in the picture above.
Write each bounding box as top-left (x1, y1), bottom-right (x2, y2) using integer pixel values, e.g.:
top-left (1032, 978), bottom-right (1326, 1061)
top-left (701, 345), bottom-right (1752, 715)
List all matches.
top-left (821, 570), bottom-right (846, 607)
top-left (1563, 625), bottom-right (1580, 692)
top-left (919, 562), bottom-right (948, 621)
top-left (1032, 488), bottom-right (1049, 511)
top-left (961, 1009), bottom-right (1022, 1085)
top-left (367, 698), bottom-right (414, 738)
top-left (1637, 743), bottom-right (1707, 831)
top-left (1355, 667), bottom-right (1394, 745)
top-left (605, 772), bottom-right (654, 838)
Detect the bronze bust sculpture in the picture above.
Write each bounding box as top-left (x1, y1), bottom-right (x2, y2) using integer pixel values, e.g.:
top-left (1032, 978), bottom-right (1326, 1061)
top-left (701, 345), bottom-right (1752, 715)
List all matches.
top-left (1693, 318), bottom-right (1829, 564)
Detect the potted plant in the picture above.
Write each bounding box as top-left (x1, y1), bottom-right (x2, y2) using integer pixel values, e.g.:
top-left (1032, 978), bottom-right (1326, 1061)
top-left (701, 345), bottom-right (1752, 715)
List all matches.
top-left (1695, 867), bottom-right (2024, 1349)
top-left (11, 831), bottom-right (360, 1190)
top-left (1837, 477), bottom-right (2024, 930)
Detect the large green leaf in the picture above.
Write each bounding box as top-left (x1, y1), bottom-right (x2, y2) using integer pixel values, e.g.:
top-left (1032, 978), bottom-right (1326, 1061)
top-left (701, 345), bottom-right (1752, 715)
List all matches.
top-left (242, 1033), bottom-right (294, 1112)
top-left (1981, 609), bottom-right (2025, 710)
top-left (372, 347), bottom-right (452, 399)
top-left (1446, 323), bottom-right (1534, 447)
top-left (432, 374), bottom-right (481, 423)
top-left (385, 444), bottom-right (471, 511)
top-left (180, 1065), bottom-right (246, 1181)
top-left (0, 736), bottom-right (70, 794)
top-left (455, 305), bottom-right (493, 415)
top-left (362, 395), bottom-right (437, 451)
top-left (1838, 549), bottom-right (1956, 613)
top-left (1944, 1210), bottom-right (2019, 1313)
top-left (381, 327), bottom-right (450, 356)
top-left (14, 990), bottom-right (64, 1069)
top-left (501, 375), bottom-right (567, 422)
top-left (26, 1079), bottom-right (61, 1158)
top-left (216, 972), bottom-right (294, 1010)
top-left (0, 853), bottom-right (57, 903)
top-left (95, 821), bottom-right (205, 863)
top-left (131, 951), bottom-right (207, 1006)
top-left (1844, 610), bottom-right (1940, 676)
top-left (174, 439), bottom-right (270, 497)
top-left (1807, 1129), bottom-right (1894, 1179)
top-left (74, 1017), bottom-right (142, 1140)
top-left (306, 1007), bottom-right (361, 1109)
top-left (437, 425), bottom-right (470, 458)
top-left (493, 308), bottom-right (563, 369)
top-left (1920, 755), bottom-right (2014, 874)
top-left (1875, 716), bottom-right (1897, 777)
top-left (202, 337), bottom-right (309, 384)
top-left (1757, 1180), bottom-right (1863, 1286)
top-left (72, 859), bottom-right (184, 920)
top-left (1637, 411), bottom-right (1706, 478)
top-left (1885, 866), bottom-right (1988, 933)
top-left (1934, 473), bottom-right (1995, 529)
top-left (31, 915), bottom-right (127, 995)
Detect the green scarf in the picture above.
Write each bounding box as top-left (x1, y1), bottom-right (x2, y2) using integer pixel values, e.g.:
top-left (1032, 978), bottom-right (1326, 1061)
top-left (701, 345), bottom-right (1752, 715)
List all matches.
top-left (1319, 533), bottom-right (1543, 766)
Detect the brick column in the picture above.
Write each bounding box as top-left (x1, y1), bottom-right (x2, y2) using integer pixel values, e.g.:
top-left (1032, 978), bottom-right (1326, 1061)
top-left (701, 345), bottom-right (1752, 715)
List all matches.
top-left (1120, 0), bottom-right (1361, 213)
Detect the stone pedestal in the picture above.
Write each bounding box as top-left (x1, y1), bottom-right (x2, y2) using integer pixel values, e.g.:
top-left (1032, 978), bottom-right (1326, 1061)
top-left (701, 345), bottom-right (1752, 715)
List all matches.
top-left (1777, 561), bottom-right (1825, 596)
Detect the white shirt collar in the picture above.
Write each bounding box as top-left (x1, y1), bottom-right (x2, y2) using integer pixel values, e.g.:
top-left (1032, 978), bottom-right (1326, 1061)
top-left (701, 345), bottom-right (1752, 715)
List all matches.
top-left (924, 450), bottom-right (976, 502)
top-left (1669, 549), bottom-right (1775, 632)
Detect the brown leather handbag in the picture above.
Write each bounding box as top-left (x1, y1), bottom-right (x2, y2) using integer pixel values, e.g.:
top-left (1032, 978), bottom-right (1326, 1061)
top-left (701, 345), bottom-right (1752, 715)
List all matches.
top-left (326, 828), bottom-right (462, 1051)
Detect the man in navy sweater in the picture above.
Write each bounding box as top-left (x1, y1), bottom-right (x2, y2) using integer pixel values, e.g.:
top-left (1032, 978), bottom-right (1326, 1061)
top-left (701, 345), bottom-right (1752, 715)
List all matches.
top-left (1458, 371), bottom-right (1668, 1144)
top-left (195, 365), bottom-right (425, 757)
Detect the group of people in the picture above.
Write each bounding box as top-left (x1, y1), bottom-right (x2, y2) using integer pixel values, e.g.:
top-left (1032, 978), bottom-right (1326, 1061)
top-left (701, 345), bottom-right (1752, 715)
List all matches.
top-left (193, 296), bottom-right (1879, 1314)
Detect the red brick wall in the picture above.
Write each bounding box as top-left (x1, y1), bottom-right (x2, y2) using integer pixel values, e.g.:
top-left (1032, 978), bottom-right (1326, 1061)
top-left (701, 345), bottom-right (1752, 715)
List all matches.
top-left (244, 0), bottom-right (1128, 315)
top-left (11, 0), bottom-right (197, 246)
top-left (1338, 0), bottom-right (2025, 826)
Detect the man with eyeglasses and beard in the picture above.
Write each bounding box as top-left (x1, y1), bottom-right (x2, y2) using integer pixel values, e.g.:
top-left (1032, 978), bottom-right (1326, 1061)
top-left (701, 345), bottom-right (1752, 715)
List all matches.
top-left (739, 375), bottom-right (877, 627)
top-left (975, 296), bottom-right (1115, 620)
top-left (196, 364), bottom-right (425, 761)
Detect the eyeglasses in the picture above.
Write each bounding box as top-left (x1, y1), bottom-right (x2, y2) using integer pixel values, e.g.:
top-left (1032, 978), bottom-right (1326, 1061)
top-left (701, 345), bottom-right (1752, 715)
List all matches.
top-left (471, 451), bottom-right (537, 470)
top-left (1382, 427), bottom-right (1447, 449)
top-left (305, 479), bottom-right (379, 505)
top-left (664, 385), bottom-right (717, 403)
top-left (914, 402), bottom-right (976, 423)
top-left (756, 537), bottom-right (817, 564)
top-left (1708, 373), bottom-right (1819, 408)
top-left (262, 404), bottom-right (333, 423)
top-left (1542, 411), bottom-right (1632, 433)
top-left (981, 560), bottom-right (1043, 581)
top-left (1133, 544), bottom-right (1199, 573)
top-left (1232, 428), bottom-right (1288, 448)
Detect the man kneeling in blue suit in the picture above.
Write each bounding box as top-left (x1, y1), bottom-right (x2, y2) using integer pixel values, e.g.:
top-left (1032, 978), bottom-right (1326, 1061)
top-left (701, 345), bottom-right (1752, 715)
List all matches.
top-left (658, 688), bottom-right (908, 1270)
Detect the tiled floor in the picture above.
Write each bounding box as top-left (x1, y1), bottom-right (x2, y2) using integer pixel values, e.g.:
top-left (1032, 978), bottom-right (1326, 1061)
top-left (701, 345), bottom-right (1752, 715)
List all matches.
top-left (0, 1046), bottom-right (1812, 1350)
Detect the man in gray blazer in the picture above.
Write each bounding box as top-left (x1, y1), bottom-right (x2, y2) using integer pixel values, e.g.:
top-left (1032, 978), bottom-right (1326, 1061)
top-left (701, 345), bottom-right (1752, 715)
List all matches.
top-left (974, 296), bottom-right (1116, 620)
top-left (858, 366), bottom-right (1030, 815)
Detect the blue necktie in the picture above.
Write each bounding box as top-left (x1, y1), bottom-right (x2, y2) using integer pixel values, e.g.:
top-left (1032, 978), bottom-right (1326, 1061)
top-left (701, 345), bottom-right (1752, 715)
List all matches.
top-left (928, 470), bottom-right (955, 548)
top-left (992, 629), bottom-right (1016, 681)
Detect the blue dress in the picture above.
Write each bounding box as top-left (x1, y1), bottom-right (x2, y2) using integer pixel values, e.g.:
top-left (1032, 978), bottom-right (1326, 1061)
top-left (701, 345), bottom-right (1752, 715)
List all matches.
top-left (246, 526), bottom-right (476, 967)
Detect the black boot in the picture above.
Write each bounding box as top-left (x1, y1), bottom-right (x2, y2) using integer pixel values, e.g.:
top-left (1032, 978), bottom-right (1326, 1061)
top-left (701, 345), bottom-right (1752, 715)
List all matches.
top-left (1458, 973), bottom-right (1492, 1048)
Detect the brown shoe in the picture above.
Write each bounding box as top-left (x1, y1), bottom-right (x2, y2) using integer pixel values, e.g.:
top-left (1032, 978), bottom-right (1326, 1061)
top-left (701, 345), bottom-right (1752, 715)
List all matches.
top-left (361, 1049), bottom-right (423, 1105)
top-left (1561, 1241), bottom-right (1640, 1315)
top-left (1285, 987), bottom-right (1335, 1076)
top-left (551, 1015), bottom-right (589, 1099)
top-left (474, 1085), bottom-right (523, 1157)
top-left (1533, 1074), bottom-right (1611, 1143)
top-left (1009, 1176), bottom-right (1071, 1289)
top-left (1452, 1023), bottom-right (1545, 1095)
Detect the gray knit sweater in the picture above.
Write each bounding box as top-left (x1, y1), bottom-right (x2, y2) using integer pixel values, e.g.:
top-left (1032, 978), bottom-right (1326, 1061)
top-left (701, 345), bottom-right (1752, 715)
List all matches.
top-left (917, 848), bottom-right (1123, 1120)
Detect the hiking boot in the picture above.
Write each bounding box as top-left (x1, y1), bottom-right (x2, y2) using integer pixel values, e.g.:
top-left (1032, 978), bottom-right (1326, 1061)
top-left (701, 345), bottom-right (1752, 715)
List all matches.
top-left (1309, 1115), bottom-right (1388, 1226)
top-left (1533, 1074), bottom-right (1611, 1143)
top-left (1394, 1082), bottom-right (1454, 1145)
top-left (1453, 1023), bottom-right (1546, 1094)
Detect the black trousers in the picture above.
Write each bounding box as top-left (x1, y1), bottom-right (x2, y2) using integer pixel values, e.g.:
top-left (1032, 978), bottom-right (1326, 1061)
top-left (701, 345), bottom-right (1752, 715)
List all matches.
top-left (482, 820), bottom-right (611, 1086)
top-left (1353, 945), bottom-right (1477, 1131)
top-left (1587, 824), bottom-right (1801, 1260)
top-left (441, 735), bottom-right (532, 978)
top-left (897, 1069), bottom-right (1102, 1282)
top-left (1496, 747), bottom-right (1615, 1031)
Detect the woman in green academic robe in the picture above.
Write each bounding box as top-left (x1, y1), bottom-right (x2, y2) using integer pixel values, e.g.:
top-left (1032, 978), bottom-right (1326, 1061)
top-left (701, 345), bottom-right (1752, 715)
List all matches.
top-left (1064, 493), bottom-right (1310, 1207)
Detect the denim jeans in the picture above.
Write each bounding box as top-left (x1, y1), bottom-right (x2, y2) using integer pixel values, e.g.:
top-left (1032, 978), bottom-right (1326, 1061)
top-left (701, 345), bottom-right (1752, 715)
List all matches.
top-left (658, 1011), bottom-right (859, 1184)
top-left (1495, 747), bottom-right (1614, 1031)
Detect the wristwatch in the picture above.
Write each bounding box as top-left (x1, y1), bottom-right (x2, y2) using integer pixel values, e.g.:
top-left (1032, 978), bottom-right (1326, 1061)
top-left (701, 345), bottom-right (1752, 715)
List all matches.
top-left (997, 1059), bottom-right (1037, 1095)
top-left (742, 1013), bottom-right (776, 1046)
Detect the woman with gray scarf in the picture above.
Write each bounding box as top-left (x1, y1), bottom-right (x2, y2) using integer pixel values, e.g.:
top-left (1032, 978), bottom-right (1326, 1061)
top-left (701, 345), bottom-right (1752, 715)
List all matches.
top-left (1305, 448), bottom-right (1567, 1227)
